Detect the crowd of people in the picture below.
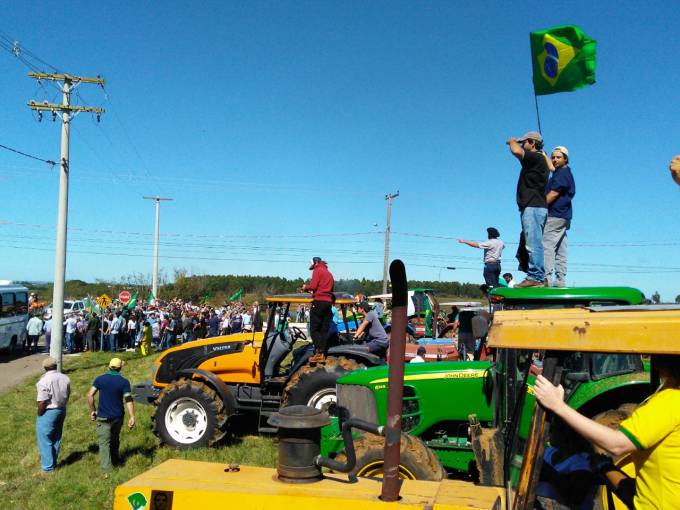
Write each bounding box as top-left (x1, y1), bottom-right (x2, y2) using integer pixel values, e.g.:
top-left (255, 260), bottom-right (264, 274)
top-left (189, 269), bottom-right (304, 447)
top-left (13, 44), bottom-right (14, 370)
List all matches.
top-left (26, 297), bottom-right (264, 355)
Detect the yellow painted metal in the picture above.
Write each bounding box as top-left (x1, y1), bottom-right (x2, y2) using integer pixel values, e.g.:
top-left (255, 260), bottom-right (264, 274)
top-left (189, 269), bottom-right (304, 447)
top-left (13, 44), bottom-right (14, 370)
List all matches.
top-left (489, 307), bottom-right (680, 354)
top-left (113, 460), bottom-right (504, 510)
top-left (153, 332), bottom-right (265, 387)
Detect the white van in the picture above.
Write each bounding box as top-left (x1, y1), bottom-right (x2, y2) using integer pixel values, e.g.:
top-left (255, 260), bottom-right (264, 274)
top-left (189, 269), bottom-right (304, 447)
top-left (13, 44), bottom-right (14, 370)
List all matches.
top-left (0, 281), bottom-right (30, 352)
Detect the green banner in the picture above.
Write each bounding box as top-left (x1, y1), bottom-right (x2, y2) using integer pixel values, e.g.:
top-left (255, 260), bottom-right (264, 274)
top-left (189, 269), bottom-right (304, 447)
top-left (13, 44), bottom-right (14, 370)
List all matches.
top-left (123, 292), bottom-right (138, 311)
top-left (530, 25), bottom-right (596, 96)
top-left (228, 288), bottom-right (243, 302)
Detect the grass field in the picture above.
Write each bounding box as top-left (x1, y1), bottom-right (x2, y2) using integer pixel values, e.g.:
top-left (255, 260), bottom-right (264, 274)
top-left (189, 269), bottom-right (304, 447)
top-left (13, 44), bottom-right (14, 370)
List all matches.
top-left (0, 351), bottom-right (277, 509)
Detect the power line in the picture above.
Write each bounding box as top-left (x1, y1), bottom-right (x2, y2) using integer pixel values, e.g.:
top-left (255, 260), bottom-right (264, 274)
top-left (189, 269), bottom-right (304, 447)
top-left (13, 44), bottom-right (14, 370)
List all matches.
top-left (0, 142), bottom-right (56, 166)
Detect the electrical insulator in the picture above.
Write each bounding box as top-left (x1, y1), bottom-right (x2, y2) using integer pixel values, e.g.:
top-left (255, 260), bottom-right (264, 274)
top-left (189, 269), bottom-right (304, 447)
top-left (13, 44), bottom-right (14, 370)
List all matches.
top-left (38, 111), bottom-right (43, 122)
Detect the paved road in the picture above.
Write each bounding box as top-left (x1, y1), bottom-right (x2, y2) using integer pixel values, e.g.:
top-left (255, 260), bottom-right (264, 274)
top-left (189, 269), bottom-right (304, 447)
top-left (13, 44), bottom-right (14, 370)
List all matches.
top-left (0, 350), bottom-right (46, 395)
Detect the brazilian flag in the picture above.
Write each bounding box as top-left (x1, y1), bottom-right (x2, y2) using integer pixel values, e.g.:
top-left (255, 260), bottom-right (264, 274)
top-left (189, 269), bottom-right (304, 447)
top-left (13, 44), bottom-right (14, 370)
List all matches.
top-left (530, 25), bottom-right (596, 96)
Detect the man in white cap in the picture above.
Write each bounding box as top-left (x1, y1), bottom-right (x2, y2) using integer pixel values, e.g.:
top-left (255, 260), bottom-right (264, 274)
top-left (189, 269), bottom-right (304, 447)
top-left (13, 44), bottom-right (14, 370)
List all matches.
top-left (543, 146), bottom-right (576, 287)
top-left (35, 356), bottom-right (71, 476)
top-left (507, 131), bottom-right (552, 287)
top-left (87, 357), bottom-right (135, 472)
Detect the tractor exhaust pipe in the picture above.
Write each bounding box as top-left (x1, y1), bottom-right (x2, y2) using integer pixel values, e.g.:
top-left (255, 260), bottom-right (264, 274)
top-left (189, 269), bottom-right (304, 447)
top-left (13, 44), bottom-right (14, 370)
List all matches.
top-left (381, 259), bottom-right (408, 502)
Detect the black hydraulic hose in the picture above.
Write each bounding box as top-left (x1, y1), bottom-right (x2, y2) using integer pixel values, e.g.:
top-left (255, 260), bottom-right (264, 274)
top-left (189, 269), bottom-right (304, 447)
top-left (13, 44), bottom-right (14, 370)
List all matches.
top-left (314, 417), bottom-right (384, 474)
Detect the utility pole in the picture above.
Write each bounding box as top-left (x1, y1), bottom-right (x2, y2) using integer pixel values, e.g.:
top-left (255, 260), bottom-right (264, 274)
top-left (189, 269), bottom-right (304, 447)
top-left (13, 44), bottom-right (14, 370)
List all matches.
top-left (143, 196), bottom-right (173, 303)
top-left (382, 191), bottom-right (399, 294)
top-left (28, 72), bottom-right (104, 373)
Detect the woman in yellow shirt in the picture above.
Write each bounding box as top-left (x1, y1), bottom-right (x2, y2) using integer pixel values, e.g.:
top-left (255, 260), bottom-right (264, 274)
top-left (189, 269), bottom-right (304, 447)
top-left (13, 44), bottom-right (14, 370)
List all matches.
top-left (140, 321), bottom-right (152, 356)
top-left (535, 355), bottom-right (680, 510)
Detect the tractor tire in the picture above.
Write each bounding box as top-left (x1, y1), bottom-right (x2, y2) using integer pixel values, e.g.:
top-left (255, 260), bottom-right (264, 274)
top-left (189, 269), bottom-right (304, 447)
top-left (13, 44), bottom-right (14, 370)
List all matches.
top-left (152, 378), bottom-right (228, 449)
top-left (591, 403), bottom-right (637, 455)
top-left (282, 356), bottom-right (365, 411)
top-left (335, 432), bottom-right (446, 481)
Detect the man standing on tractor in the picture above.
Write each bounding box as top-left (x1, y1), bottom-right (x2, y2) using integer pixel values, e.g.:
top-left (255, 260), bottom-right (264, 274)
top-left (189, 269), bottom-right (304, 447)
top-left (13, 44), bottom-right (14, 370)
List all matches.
top-left (458, 227), bottom-right (505, 288)
top-left (507, 131), bottom-right (552, 288)
top-left (302, 257), bottom-right (334, 364)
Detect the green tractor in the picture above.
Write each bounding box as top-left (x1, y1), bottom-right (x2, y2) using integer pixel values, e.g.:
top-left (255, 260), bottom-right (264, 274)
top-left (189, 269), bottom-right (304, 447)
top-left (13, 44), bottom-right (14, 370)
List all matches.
top-left (320, 286), bottom-right (649, 479)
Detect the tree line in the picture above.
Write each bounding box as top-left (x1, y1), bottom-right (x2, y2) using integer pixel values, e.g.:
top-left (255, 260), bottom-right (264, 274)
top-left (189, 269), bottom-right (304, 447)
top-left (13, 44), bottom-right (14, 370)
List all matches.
top-left (24, 272), bottom-right (485, 304)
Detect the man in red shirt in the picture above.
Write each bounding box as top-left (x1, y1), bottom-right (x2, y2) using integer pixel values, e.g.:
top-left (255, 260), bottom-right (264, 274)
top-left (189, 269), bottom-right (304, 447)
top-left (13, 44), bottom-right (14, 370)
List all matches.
top-left (302, 257), bottom-right (334, 364)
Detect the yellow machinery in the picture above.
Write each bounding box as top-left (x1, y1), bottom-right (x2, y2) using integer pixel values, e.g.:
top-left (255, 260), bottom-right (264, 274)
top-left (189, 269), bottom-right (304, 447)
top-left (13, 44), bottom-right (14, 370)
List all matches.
top-left (117, 287), bottom-right (680, 509)
top-left (134, 293), bottom-right (388, 448)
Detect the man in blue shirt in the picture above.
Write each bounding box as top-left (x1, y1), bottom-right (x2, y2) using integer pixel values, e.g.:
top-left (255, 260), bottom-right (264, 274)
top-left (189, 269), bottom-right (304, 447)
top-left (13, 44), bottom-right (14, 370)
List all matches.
top-left (87, 357), bottom-right (135, 472)
top-left (543, 146), bottom-right (576, 287)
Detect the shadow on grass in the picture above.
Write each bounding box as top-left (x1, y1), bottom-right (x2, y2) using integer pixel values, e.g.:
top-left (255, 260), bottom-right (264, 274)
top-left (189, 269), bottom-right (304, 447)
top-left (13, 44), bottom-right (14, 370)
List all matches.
top-left (59, 443), bottom-right (98, 467)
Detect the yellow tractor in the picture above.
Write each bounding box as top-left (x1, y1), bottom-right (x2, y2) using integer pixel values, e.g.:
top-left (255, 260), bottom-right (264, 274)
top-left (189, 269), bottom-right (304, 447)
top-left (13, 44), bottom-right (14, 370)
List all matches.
top-left (117, 261), bottom-right (680, 509)
top-left (134, 293), bottom-right (386, 448)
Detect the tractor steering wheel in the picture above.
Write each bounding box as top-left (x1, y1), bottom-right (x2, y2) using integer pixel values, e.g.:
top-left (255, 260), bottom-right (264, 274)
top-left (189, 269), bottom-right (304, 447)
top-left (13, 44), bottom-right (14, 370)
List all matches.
top-left (290, 326), bottom-right (308, 341)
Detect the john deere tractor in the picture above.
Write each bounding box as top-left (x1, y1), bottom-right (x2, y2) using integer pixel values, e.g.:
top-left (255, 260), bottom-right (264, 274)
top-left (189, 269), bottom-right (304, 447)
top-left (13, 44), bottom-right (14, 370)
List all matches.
top-left (133, 293), bottom-right (386, 448)
top-left (321, 286), bottom-right (650, 479)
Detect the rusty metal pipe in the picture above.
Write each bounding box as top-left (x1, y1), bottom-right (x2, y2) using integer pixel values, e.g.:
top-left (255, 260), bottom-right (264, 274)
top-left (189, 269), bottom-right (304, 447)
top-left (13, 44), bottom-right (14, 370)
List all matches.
top-left (381, 260), bottom-right (407, 502)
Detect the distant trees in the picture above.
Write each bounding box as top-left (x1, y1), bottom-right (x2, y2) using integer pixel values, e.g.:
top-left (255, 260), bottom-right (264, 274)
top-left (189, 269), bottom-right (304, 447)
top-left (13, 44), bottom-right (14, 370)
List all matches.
top-left (675, 295), bottom-right (680, 304)
top-left (652, 291), bottom-right (661, 304)
top-left (26, 272), bottom-right (485, 304)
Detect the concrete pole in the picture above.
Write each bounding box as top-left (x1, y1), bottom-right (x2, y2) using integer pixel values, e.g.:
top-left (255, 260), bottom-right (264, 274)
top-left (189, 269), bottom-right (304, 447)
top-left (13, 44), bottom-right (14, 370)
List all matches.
top-left (143, 196), bottom-right (173, 303)
top-left (382, 191), bottom-right (399, 294)
top-left (50, 80), bottom-right (71, 371)
top-left (152, 198), bottom-right (160, 300)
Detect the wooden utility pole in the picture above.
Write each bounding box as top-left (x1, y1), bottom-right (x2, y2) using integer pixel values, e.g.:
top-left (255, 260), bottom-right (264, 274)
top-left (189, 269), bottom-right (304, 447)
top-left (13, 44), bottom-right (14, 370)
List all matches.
top-left (382, 191), bottom-right (399, 294)
top-left (143, 196), bottom-right (173, 303)
top-left (28, 71), bottom-right (104, 372)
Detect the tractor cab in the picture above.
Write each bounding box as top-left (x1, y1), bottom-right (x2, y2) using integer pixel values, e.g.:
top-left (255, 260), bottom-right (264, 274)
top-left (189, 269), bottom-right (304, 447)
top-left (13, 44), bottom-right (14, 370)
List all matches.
top-left (488, 305), bottom-right (680, 508)
top-left (260, 292), bottom-right (364, 383)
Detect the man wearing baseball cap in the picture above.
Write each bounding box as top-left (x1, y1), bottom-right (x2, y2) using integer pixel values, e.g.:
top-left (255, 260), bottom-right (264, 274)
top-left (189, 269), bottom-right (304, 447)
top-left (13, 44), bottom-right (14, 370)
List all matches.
top-left (543, 146), bottom-right (576, 287)
top-left (87, 357), bottom-right (135, 472)
top-left (35, 356), bottom-right (70, 476)
top-left (507, 131), bottom-right (552, 287)
top-left (301, 257), bottom-right (335, 364)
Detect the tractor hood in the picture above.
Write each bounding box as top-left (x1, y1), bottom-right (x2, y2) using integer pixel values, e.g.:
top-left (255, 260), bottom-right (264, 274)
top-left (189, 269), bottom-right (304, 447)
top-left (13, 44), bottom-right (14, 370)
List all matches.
top-left (336, 360), bottom-right (493, 387)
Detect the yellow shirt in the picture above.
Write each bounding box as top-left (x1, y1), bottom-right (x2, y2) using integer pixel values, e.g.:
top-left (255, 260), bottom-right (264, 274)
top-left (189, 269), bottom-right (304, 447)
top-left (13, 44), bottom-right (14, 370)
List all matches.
top-left (619, 388), bottom-right (680, 509)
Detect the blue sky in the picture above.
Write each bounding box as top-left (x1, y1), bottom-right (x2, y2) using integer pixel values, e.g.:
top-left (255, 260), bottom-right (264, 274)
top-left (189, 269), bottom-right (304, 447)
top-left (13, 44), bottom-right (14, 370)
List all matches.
top-left (1, 1), bottom-right (679, 300)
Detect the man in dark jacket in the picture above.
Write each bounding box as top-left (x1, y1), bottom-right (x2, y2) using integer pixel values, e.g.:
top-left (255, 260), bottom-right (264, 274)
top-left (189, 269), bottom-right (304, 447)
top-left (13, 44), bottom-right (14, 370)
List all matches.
top-left (302, 257), bottom-right (334, 364)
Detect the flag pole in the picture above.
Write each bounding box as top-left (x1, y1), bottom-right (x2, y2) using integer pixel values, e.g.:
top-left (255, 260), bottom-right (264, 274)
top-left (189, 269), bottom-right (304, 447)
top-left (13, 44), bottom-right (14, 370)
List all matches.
top-left (534, 94), bottom-right (543, 134)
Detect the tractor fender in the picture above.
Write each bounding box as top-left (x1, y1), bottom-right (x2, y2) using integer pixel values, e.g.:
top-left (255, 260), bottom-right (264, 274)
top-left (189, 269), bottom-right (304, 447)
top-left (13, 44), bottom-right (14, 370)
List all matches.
top-left (287, 347), bottom-right (384, 382)
top-left (567, 372), bottom-right (650, 417)
top-left (177, 368), bottom-right (236, 416)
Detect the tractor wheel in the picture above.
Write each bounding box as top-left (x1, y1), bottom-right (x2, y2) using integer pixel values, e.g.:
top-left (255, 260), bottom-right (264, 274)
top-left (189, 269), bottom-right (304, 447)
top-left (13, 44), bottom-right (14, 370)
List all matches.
top-left (335, 432), bottom-right (446, 481)
top-left (282, 356), bottom-right (365, 411)
top-left (591, 403), bottom-right (637, 455)
top-left (152, 378), bottom-right (228, 448)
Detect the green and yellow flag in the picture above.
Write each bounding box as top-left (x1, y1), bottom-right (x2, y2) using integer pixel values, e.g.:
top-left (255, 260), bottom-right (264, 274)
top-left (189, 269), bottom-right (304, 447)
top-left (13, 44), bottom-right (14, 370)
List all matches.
top-left (530, 25), bottom-right (596, 96)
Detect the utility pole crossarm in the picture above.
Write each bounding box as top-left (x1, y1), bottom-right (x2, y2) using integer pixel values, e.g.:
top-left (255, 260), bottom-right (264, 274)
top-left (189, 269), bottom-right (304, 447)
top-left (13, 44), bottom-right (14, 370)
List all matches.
top-left (27, 70), bottom-right (105, 373)
top-left (28, 100), bottom-right (104, 114)
top-left (28, 71), bottom-right (105, 85)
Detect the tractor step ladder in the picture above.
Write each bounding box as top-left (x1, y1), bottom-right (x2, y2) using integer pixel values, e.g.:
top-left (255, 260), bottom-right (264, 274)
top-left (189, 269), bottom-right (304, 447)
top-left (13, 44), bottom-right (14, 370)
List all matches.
top-left (257, 392), bottom-right (282, 433)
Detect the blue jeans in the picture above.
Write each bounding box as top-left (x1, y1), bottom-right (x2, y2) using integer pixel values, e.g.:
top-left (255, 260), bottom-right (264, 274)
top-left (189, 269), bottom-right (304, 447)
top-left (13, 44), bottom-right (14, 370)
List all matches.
top-left (65, 332), bottom-right (74, 353)
top-left (110, 333), bottom-right (118, 352)
top-left (520, 207), bottom-right (548, 282)
top-left (36, 408), bottom-right (66, 472)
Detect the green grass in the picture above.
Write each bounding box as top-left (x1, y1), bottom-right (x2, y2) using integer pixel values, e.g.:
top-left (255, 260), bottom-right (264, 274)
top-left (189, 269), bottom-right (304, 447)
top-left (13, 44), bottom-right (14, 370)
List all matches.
top-left (0, 351), bottom-right (277, 509)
